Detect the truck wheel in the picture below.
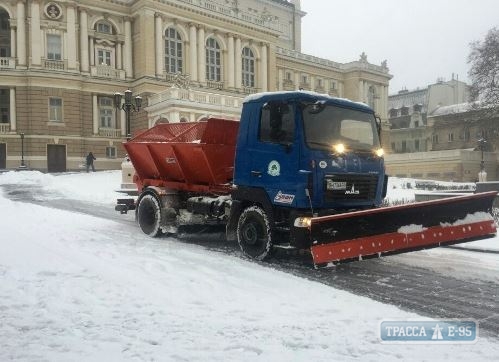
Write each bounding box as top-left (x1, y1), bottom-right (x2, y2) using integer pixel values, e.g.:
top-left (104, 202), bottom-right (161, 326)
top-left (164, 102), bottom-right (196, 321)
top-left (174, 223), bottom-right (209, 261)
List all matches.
top-left (137, 194), bottom-right (163, 237)
top-left (237, 206), bottom-right (272, 260)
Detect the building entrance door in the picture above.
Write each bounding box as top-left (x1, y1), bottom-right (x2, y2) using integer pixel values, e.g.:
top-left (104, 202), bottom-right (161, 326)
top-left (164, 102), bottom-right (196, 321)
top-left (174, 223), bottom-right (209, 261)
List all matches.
top-left (0, 143), bottom-right (6, 169)
top-left (47, 144), bottom-right (66, 173)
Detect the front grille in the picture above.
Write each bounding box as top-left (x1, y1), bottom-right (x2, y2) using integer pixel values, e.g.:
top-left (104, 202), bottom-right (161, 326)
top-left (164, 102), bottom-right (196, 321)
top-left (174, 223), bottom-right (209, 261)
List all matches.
top-left (324, 173), bottom-right (378, 201)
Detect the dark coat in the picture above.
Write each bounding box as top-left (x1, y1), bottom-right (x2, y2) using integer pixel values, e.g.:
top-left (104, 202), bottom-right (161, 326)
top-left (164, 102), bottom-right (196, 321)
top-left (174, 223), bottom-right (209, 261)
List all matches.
top-left (86, 153), bottom-right (96, 165)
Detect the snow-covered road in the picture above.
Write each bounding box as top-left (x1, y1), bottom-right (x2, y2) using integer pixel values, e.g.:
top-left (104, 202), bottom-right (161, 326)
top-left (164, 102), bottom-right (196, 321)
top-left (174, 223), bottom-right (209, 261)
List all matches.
top-left (1, 170), bottom-right (498, 361)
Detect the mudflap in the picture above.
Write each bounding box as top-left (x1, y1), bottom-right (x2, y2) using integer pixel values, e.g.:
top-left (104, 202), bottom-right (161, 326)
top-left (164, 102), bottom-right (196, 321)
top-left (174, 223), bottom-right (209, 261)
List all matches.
top-left (310, 191), bottom-right (497, 267)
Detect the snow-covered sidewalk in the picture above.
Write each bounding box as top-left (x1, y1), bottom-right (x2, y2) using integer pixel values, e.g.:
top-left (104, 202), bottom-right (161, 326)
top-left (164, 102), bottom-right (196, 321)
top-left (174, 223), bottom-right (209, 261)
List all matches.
top-left (1, 171), bottom-right (498, 361)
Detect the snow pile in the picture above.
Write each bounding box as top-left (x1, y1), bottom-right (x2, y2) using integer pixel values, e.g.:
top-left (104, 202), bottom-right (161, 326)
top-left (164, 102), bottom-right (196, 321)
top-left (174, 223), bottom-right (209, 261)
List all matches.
top-left (0, 170), bottom-right (122, 205)
top-left (450, 211), bottom-right (494, 225)
top-left (385, 177), bottom-right (416, 203)
top-left (398, 224), bottom-right (427, 234)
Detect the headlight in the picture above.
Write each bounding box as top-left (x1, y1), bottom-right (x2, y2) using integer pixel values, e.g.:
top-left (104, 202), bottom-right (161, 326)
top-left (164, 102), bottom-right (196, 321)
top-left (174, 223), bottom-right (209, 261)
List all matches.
top-left (294, 217), bottom-right (312, 228)
top-left (374, 148), bottom-right (384, 157)
top-left (333, 143), bottom-right (346, 154)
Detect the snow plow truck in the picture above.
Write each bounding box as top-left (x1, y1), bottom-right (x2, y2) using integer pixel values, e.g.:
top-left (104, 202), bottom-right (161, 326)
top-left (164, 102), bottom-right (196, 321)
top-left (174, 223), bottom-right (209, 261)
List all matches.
top-left (116, 91), bottom-right (497, 266)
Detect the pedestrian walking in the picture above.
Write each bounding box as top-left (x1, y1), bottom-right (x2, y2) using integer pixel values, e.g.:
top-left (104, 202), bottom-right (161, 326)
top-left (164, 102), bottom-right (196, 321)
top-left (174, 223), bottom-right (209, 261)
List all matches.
top-left (86, 152), bottom-right (96, 172)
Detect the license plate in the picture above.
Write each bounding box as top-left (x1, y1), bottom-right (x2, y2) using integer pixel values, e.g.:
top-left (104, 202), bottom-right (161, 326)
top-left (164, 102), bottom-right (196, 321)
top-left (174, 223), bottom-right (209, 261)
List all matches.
top-left (327, 180), bottom-right (347, 191)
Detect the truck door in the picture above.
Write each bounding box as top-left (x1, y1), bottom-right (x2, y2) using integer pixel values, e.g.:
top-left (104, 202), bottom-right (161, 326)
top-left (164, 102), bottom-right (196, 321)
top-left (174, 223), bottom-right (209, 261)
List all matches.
top-left (247, 101), bottom-right (300, 207)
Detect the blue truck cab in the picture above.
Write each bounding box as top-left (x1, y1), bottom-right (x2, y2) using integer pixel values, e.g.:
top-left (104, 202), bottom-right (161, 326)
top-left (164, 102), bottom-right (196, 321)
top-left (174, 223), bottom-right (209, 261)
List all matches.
top-left (229, 91), bottom-right (388, 256)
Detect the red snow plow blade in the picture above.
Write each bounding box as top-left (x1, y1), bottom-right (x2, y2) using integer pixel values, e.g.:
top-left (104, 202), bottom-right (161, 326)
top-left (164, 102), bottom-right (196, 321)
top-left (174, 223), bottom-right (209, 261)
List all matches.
top-left (310, 191), bottom-right (497, 266)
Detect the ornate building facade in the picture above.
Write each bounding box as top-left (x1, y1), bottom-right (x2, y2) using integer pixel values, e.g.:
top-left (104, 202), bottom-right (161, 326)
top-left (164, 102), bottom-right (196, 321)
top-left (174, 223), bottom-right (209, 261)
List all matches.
top-left (385, 78), bottom-right (498, 182)
top-left (0, 0), bottom-right (391, 171)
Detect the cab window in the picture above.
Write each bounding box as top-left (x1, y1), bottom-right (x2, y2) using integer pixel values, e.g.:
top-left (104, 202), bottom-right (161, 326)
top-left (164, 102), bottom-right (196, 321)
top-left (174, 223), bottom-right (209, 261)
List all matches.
top-left (259, 102), bottom-right (294, 144)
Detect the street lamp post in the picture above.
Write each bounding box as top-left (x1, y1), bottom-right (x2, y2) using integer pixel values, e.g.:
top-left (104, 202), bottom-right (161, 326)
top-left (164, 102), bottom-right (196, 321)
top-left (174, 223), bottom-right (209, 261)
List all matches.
top-left (477, 137), bottom-right (487, 182)
top-left (19, 132), bottom-right (27, 169)
top-left (114, 89), bottom-right (142, 140)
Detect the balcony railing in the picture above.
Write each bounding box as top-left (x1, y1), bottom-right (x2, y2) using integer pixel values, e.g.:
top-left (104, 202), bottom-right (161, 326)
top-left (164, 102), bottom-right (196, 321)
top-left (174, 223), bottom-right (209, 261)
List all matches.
top-left (206, 80), bottom-right (225, 90)
top-left (148, 88), bottom-right (243, 110)
top-left (43, 59), bottom-right (66, 70)
top-left (99, 127), bottom-right (122, 138)
top-left (0, 57), bottom-right (15, 69)
top-left (182, 0), bottom-right (288, 34)
top-left (91, 65), bottom-right (126, 80)
top-left (328, 89), bottom-right (339, 97)
top-left (282, 79), bottom-right (295, 91)
top-left (0, 123), bottom-right (11, 134)
top-left (242, 86), bottom-right (258, 94)
top-left (299, 82), bottom-right (310, 90)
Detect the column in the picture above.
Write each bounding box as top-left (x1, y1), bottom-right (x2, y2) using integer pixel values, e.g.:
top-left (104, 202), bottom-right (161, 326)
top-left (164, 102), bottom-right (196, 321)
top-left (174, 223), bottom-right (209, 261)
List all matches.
top-left (79, 8), bottom-right (89, 72)
top-left (358, 81), bottom-right (364, 102)
top-left (155, 13), bottom-right (163, 77)
top-left (260, 43), bottom-right (268, 92)
top-left (10, 88), bottom-right (16, 132)
top-left (383, 85), bottom-right (389, 119)
top-left (67, 5), bottom-right (77, 69)
top-left (227, 35), bottom-right (234, 88)
top-left (31, 0), bottom-right (41, 66)
top-left (10, 27), bottom-right (16, 58)
top-left (197, 27), bottom-right (205, 83)
top-left (120, 109), bottom-right (126, 136)
top-left (92, 95), bottom-right (99, 135)
top-left (16, 0), bottom-right (26, 66)
top-left (234, 37), bottom-right (241, 89)
top-left (116, 42), bottom-right (122, 70)
top-left (89, 37), bottom-right (94, 66)
top-left (124, 18), bottom-right (133, 78)
top-left (278, 68), bottom-right (283, 90)
top-left (189, 24), bottom-right (197, 81)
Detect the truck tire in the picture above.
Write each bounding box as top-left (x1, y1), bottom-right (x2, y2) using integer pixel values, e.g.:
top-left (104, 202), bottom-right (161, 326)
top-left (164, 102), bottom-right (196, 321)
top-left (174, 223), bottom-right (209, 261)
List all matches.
top-left (137, 194), bottom-right (163, 237)
top-left (237, 206), bottom-right (273, 260)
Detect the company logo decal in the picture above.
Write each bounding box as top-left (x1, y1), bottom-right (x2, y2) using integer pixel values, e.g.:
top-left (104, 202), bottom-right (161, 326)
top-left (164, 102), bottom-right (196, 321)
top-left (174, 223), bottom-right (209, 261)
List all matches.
top-left (319, 160), bottom-right (327, 169)
top-left (274, 191), bottom-right (295, 204)
top-left (268, 160), bottom-right (280, 176)
top-left (165, 157), bottom-right (176, 164)
top-left (345, 184), bottom-right (360, 195)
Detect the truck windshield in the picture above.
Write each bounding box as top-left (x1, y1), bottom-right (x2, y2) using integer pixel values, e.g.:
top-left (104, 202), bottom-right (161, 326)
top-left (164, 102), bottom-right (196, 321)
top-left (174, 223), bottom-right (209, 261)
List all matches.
top-left (302, 104), bottom-right (380, 151)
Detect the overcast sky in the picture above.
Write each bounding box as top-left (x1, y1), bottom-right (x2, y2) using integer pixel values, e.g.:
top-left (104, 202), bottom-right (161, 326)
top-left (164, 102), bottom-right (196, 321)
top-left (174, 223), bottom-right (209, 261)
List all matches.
top-left (300, 0), bottom-right (499, 95)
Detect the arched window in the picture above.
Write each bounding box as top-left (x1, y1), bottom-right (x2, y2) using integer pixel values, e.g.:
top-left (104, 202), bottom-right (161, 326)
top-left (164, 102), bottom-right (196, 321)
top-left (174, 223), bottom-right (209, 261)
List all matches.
top-left (206, 38), bottom-right (221, 81)
top-left (155, 117), bottom-right (169, 125)
top-left (96, 20), bottom-right (113, 35)
top-left (0, 10), bottom-right (10, 58)
top-left (165, 28), bottom-right (183, 74)
top-left (242, 47), bottom-right (255, 88)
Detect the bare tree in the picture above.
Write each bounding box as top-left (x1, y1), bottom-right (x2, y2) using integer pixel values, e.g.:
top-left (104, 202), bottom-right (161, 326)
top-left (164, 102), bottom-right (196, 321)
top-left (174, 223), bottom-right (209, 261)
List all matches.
top-left (468, 28), bottom-right (499, 145)
top-left (468, 27), bottom-right (499, 108)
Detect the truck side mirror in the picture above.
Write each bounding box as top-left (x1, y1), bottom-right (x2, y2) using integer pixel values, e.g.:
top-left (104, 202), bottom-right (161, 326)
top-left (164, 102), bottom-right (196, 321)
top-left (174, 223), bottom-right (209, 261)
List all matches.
top-left (282, 142), bottom-right (293, 153)
top-left (375, 116), bottom-right (382, 139)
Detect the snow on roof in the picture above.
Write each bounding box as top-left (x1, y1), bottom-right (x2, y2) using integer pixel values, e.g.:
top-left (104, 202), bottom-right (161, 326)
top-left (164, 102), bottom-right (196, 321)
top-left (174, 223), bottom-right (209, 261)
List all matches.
top-left (388, 89), bottom-right (428, 111)
top-left (243, 91), bottom-right (371, 111)
top-left (429, 102), bottom-right (475, 117)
